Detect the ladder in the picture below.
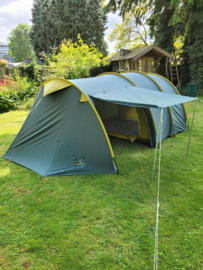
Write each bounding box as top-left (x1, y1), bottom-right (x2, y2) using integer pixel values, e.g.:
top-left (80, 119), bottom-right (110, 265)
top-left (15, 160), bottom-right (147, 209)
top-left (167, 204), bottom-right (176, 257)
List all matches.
top-left (170, 61), bottom-right (180, 89)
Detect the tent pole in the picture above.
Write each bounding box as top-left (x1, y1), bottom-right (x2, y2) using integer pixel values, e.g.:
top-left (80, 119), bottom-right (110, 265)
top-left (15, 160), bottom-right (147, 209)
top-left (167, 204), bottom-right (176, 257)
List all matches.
top-left (151, 106), bottom-right (163, 183)
top-left (153, 106), bottom-right (163, 270)
top-left (186, 100), bottom-right (197, 160)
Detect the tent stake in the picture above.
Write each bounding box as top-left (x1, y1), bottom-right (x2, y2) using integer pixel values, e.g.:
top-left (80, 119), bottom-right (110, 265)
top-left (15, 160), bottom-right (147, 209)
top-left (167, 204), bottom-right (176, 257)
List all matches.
top-left (186, 100), bottom-right (197, 160)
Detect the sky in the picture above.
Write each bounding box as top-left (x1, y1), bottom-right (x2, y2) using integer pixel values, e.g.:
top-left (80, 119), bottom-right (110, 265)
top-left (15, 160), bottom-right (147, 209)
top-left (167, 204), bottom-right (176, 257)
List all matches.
top-left (0, 0), bottom-right (122, 53)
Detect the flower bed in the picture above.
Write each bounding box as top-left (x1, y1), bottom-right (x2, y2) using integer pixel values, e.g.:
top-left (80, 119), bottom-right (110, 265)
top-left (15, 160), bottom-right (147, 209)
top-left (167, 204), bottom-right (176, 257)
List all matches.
top-left (0, 73), bottom-right (37, 113)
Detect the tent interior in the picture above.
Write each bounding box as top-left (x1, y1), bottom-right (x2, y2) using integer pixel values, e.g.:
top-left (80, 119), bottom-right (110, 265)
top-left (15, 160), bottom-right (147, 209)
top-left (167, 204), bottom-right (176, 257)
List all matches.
top-left (94, 98), bottom-right (150, 144)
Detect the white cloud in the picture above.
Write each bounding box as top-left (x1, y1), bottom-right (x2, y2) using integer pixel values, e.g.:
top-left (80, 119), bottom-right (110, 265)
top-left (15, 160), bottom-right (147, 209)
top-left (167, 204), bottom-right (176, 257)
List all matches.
top-left (105, 12), bottom-right (122, 53)
top-left (0, 0), bottom-right (33, 41)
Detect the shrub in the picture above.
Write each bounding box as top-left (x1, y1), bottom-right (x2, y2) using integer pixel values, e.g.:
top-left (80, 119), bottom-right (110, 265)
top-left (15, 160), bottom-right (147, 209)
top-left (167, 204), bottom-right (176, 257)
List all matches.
top-left (0, 72), bottom-right (37, 113)
top-left (38, 35), bottom-right (109, 81)
top-left (18, 97), bottom-right (34, 110)
top-left (89, 64), bottom-right (112, 77)
top-left (19, 60), bottom-right (47, 86)
top-left (0, 58), bottom-right (8, 67)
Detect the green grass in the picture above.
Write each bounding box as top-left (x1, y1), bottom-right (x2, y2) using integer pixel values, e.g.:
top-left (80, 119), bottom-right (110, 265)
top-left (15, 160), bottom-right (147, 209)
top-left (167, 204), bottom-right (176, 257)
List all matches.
top-left (0, 100), bottom-right (203, 270)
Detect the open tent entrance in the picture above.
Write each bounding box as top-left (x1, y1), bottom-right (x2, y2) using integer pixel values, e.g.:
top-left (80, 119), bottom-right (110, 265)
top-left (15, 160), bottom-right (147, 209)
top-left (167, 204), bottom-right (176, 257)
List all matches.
top-left (93, 98), bottom-right (151, 144)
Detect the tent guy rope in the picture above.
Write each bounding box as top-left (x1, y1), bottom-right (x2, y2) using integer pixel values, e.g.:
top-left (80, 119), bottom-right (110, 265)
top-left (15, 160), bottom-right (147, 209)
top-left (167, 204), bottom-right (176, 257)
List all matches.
top-left (0, 129), bottom-right (18, 153)
top-left (0, 121), bottom-right (25, 153)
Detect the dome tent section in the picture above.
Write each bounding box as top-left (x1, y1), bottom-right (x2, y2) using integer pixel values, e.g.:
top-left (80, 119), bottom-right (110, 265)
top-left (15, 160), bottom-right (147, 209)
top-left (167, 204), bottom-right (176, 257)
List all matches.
top-left (68, 73), bottom-right (152, 144)
top-left (122, 71), bottom-right (173, 144)
top-left (3, 78), bottom-right (117, 176)
top-left (147, 73), bottom-right (187, 135)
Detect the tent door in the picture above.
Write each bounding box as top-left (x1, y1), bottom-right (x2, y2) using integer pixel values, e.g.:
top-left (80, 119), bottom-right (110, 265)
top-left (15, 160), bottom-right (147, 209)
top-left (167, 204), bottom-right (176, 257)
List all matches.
top-left (94, 99), bottom-right (140, 142)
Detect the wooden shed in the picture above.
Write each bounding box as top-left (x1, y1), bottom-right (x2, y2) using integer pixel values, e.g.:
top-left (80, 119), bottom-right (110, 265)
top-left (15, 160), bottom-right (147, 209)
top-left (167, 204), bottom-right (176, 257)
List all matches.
top-left (108, 45), bottom-right (172, 73)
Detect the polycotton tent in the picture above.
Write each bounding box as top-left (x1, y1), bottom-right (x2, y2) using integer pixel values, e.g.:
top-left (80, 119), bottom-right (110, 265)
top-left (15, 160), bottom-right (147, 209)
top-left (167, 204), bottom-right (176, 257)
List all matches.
top-left (3, 73), bottom-right (196, 176)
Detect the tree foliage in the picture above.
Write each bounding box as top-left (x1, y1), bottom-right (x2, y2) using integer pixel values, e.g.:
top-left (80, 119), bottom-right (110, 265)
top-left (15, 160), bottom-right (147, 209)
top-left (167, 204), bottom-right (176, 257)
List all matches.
top-left (30, 0), bottom-right (108, 56)
top-left (7, 24), bottom-right (35, 62)
top-left (0, 58), bottom-right (8, 67)
top-left (104, 0), bottom-right (143, 17)
top-left (38, 35), bottom-right (109, 80)
top-left (108, 5), bottom-right (150, 50)
top-left (106, 0), bottom-right (203, 91)
top-left (170, 0), bottom-right (203, 89)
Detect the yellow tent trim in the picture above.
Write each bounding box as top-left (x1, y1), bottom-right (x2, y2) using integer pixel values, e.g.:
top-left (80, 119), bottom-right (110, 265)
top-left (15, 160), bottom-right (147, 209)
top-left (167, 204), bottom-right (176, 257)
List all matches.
top-left (80, 93), bottom-right (89, 102)
top-left (136, 107), bottom-right (150, 141)
top-left (98, 72), bottom-right (157, 135)
top-left (43, 79), bottom-right (72, 96)
top-left (147, 73), bottom-right (188, 120)
top-left (33, 78), bottom-right (115, 158)
top-left (97, 72), bottom-right (137, 86)
top-left (124, 71), bottom-right (174, 125)
top-left (33, 78), bottom-right (71, 101)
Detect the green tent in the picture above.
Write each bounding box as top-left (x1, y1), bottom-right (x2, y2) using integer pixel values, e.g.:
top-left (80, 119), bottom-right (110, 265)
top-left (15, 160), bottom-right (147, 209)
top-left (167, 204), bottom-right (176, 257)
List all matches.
top-left (3, 73), bottom-right (196, 176)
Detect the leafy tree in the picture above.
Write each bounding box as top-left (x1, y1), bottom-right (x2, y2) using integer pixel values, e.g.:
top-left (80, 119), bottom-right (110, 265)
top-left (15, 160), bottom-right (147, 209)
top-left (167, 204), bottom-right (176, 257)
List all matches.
top-left (109, 5), bottom-right (150, 50)
top-left (30, 0), bottom-right (59, 56)
top-left (37, 35), bottom-right (109, 80)
top-left (105, 0), bottom-right (203, 90)
top-left (147, 1), bottom-right (178, 78)
top-left (104, 0), bottom-right (145, 17)
top-left (7, 24), bottom-right (35, 62)
top-left (30, 0), bottom-right (108, 56)
top-left (170, 0), bottom-right (203, 89)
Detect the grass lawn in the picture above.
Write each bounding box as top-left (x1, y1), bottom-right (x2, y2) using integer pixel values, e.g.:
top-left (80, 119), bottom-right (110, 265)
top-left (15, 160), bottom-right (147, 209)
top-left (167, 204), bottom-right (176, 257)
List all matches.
top-left (0, 99), bottom-right (203, 270)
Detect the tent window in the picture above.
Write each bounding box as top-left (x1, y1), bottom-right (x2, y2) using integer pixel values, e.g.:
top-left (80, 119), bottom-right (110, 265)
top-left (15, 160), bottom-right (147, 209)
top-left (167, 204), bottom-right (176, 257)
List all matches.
top-left (144, 60), bottom-right (149, 72)
top-left (137, 60), bottom-right (142, 71)
top-left (94, 99), bottom-right (140, 142)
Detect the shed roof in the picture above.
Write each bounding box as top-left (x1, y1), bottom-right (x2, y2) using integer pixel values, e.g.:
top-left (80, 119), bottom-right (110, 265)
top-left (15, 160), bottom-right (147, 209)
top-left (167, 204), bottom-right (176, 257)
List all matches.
top-left (108, 45), bottom-right (172, 61)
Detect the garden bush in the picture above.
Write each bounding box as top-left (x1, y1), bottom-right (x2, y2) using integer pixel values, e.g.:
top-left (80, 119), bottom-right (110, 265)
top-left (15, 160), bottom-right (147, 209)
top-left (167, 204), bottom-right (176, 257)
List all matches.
top-left (0, 72), bottom-right (37, 113)
top-left (37, 35), bottom-right (109, 81)
top-left (17, 97), bottom-right (34, 111)
top-left (89, 63), bottom-right (112, 77)
top-left (0, 58), bottom-right (8, 67)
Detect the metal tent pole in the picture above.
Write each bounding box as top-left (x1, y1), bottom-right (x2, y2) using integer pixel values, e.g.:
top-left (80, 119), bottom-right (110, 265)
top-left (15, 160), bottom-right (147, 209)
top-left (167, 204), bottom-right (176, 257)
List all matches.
top-left (186, 100), bottom-right (197, 160)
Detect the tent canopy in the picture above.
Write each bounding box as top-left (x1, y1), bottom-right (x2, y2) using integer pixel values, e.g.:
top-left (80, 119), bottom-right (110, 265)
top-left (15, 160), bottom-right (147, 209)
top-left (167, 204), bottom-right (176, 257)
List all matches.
top-left (91, 86), bottom-right (196, 109)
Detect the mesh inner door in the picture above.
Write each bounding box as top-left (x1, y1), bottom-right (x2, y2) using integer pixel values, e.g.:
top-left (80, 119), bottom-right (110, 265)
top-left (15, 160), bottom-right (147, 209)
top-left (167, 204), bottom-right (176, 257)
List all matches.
top-left (94, 99), bottom-right (140, 141)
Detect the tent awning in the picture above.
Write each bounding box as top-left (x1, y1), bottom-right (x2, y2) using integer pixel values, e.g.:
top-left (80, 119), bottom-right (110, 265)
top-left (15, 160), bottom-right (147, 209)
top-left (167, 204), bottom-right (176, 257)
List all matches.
top-left (90, 86), bottom-right (197, 108)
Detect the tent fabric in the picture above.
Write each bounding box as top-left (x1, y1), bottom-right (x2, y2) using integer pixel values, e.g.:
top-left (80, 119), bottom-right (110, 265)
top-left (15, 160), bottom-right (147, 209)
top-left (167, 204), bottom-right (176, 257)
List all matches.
top-left (90, 86), bottom-right (195, 108)
top-left (121, 71), bottom-right (187, 142)
top-left (121, 72), bottom-right (174, 141)
top-left (3, 73), bottom-right (197, 176)
top-left (147, 73), bottom-right (187, 135)
top-left (4, 86), bottom-right (117, 176)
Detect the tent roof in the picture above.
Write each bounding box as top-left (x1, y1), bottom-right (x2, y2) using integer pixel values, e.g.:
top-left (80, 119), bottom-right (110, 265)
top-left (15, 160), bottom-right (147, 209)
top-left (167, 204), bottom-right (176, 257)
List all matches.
top-left (38, 74), bottom-right (196, 109)
top-left (108, 45), bottom-right (172, 61)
